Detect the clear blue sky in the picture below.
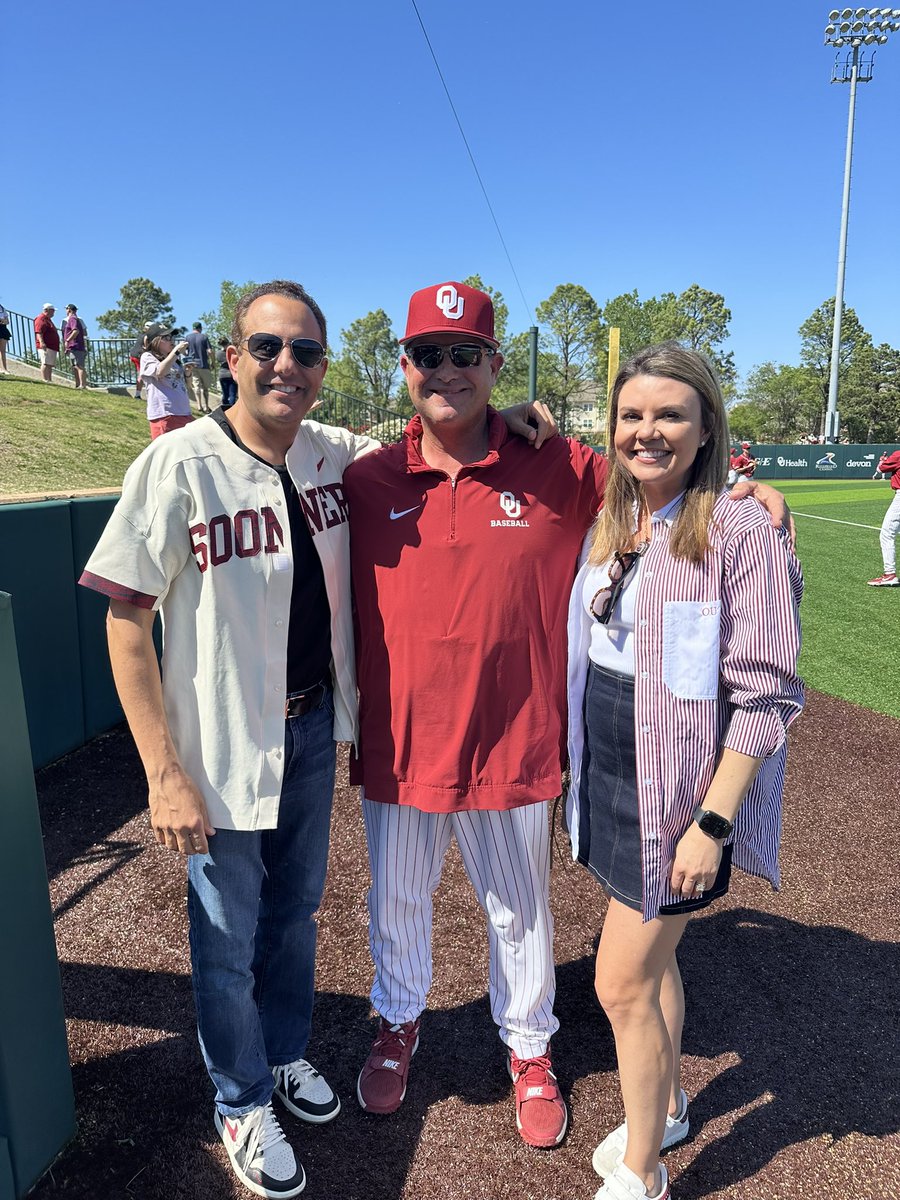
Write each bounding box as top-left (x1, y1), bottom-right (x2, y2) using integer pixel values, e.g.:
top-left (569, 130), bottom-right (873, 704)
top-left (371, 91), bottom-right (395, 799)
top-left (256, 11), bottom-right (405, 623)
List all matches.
top-left (6, 0), bottom-right (899, 384)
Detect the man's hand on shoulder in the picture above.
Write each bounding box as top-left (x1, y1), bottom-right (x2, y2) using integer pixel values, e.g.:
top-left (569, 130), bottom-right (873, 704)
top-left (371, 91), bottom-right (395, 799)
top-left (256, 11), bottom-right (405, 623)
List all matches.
top-left (500, 401), bottom-right (560, 449)
top-left (729, 479), bottom-right (796, 548)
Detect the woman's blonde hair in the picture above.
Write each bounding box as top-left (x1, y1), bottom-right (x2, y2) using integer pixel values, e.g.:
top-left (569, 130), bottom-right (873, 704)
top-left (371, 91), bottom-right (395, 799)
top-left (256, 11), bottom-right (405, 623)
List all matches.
top-left (589, 342), bottom-right (729, 566)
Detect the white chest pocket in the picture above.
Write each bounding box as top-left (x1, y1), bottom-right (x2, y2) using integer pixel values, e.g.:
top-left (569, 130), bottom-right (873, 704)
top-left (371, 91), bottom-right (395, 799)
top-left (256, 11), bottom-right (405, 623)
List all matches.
top-left (662, 601), bottom-right (721, 700)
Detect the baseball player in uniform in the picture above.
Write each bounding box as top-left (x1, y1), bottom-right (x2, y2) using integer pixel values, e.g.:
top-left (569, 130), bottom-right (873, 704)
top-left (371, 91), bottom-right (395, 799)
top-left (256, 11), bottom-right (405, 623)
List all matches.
top-left (868, 447), bottom-right (900, 586)
top-left (345, 281), bottom-right (606, 1149)
top-left (345, 285), bottom-right (792, 1152)
top-left (80, 282), bottom-right (379, 1199)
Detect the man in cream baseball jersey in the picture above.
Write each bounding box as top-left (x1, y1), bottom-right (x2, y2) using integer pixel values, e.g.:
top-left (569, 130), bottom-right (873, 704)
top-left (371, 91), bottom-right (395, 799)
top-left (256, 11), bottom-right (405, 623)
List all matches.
top-left (81, 281), bottom-right (375, 1199)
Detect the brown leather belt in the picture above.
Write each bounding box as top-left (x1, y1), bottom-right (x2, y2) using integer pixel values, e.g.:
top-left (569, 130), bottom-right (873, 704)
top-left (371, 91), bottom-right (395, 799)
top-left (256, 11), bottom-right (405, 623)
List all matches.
top-left (284, 681), bottom-right (329, 719)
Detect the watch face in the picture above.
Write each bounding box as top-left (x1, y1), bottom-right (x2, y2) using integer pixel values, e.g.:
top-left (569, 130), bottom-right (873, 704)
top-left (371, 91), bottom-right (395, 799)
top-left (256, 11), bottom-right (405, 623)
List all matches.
top-left (699, 811), bottom-right (732, 839)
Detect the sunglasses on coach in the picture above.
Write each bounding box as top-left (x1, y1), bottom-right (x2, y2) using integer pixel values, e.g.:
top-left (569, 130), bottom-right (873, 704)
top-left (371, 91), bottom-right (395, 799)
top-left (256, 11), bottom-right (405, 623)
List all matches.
top-left (590, 546), bottom-right (647, 624)
top-left (407, 343), bottom-right (496, 370)
top-left (241, 333), bottom-right (326, 368)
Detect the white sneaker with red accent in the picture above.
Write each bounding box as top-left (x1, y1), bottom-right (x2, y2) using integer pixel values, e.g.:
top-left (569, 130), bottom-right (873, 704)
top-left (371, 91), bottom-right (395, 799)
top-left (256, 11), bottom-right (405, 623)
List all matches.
top-left (594, 1161), bottom-right (669, 1200)
top-left (868, 572), bottom-right (899, 586)
top-left (215, 1101), bottom-right (306, 1198)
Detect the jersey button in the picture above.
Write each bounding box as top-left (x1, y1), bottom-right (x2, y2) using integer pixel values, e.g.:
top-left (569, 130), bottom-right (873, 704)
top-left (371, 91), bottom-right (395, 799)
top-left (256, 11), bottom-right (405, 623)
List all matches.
top-left (275, 619), bottom-right (284, 628)
top-left (639, 619), bottom-right (648, 627)
top-left (640, 670), bottom-right (649, 679)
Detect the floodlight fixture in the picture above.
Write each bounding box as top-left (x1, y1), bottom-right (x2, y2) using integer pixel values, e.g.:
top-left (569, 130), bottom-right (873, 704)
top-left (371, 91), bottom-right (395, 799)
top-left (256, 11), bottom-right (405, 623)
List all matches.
top-left (821, 7), bottom-right (899, 440)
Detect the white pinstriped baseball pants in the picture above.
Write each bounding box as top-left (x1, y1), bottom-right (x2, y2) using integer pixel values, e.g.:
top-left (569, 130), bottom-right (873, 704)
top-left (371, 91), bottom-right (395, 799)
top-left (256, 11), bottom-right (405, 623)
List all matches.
top-left (880, 489), bottom-right (900, 573)
top-left (362, 796), bottom-right (559, 1059)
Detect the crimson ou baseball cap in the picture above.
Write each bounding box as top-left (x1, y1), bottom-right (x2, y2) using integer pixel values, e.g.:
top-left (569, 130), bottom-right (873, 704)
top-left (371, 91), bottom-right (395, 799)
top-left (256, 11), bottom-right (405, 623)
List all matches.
top-left (401, 281), bottom-right (499, 347)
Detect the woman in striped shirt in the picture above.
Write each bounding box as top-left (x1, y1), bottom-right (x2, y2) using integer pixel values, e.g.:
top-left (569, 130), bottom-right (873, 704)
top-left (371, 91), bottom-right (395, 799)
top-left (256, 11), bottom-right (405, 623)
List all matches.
top-left (565, 343), bottom-right (803, 1200)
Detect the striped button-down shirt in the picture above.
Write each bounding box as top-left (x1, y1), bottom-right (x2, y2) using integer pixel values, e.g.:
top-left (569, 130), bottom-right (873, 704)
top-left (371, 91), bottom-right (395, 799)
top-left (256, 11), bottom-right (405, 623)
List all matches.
top-left (566, 491), bottom-right (804, 921)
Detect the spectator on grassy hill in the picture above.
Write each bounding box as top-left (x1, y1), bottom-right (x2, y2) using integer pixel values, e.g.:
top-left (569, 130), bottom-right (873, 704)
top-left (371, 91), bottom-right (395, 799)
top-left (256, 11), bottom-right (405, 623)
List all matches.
top-left (216, 336), bottom-right (237, 409)
top-left (184, 321), bottom-right (213, 413)
top-left (566, 343), bottom-right (803, 1200)
top-left (34, 303), bottom-right (60, 382)
top-left (62, 304), bottom-right (89, 389)
top-left (139, 323), bottom-right (193, 439)
top-left (0, 301), bottom-right (10, 373)
top-left (868, 447), bottom-right (900, 587)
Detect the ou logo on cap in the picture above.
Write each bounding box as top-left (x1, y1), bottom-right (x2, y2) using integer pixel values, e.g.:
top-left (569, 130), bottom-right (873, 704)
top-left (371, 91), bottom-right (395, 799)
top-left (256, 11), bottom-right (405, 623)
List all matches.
top-left (436, 284), bottom-right (464, 320)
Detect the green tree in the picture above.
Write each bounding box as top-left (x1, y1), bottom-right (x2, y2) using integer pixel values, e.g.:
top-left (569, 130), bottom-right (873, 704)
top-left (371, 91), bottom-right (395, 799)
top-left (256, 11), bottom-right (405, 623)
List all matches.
top-left (799, 298), bottom-right (871, 413)
top-left (598, 290), bottom-right (666, 361)
top-left (97, 278), bottom-right (176, 336)
top-left (723, 401), bottom-right (769, 444)
top-left (840, 341), bottom-right (900, 442)
top-left (461, 274), bottom-right (508, 345)
top-left (198, 279), bottom-right (260, 345)
top-left (536, 283), bottom-right (601, 416)
top-left (338, 309), bottom-right (399, 404)
top-left (491, 330), bottom-right (558, 410)
top-left (669, 284), bottom-right (736, 389)
top-left (740, 362), bottom-right (821, 441)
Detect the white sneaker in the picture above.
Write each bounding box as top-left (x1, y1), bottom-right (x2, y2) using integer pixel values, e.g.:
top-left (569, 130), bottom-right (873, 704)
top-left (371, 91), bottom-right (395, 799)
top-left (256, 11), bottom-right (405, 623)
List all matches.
top-left (592, 1089), bottom-right (689, 1179)
top-left (272, 1058), bottom-right (340, 1123)
top-left (594, 1161), bottom-right (669, 1200)
top-left (214, 1101), bottom-right (306, 1198)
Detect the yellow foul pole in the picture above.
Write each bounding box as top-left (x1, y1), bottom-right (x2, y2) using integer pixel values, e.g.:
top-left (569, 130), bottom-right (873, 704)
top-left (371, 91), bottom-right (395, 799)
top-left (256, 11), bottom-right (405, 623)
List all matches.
top-left (606, 327), bottom-right (620, 399)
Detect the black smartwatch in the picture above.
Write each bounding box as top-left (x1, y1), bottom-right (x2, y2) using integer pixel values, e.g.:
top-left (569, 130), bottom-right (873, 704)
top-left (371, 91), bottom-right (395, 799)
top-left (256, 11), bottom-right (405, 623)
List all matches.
top-left (692, 807), bottom-right (733, 840)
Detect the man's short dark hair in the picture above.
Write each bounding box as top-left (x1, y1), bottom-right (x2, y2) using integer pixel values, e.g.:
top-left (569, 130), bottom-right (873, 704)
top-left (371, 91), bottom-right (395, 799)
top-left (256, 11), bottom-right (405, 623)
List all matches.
top-left (231, 281), bottom-right (327, 349)
top-left (193, 321), bottom-right (202, 330)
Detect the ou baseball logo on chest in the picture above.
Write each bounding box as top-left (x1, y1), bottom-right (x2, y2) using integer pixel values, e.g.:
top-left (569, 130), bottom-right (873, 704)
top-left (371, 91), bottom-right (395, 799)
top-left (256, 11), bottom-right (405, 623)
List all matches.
top-left (436, 284), bottom-right (464, 320)
top-left (499, 491), bottom-right (522, 519)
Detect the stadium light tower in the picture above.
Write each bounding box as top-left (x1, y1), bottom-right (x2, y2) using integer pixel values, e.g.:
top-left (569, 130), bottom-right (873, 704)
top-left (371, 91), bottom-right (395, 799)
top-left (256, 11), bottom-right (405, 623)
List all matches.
top-left (823, 7), bottom-right (900, 441)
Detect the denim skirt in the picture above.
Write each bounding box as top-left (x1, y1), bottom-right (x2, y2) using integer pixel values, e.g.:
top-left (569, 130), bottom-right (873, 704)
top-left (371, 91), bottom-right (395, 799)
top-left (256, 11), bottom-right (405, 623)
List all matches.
top-left (577, 660), bottom-right (731, 915)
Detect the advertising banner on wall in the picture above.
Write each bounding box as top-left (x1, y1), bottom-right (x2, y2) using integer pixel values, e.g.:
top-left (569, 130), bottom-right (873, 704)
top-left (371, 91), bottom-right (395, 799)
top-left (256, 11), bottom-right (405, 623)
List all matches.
top-left (742, 445), bottom-right (895, 480)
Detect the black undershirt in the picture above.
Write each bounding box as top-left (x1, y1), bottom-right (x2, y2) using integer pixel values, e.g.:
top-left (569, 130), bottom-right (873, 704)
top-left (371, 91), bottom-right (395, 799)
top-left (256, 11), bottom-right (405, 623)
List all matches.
top-left (209, 409), bottom-right (332, 693)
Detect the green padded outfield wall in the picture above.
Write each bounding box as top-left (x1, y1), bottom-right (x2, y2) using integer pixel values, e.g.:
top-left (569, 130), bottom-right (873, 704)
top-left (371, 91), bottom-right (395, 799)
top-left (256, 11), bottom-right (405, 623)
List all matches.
top-left (738, 443), bottom-right (894, 480)
top-left (0, 593), bottom-right (76, 1198)
top-left (70, 497), bottom-right (124, 741)
top-left (0, 497), bottom-right (121, 769)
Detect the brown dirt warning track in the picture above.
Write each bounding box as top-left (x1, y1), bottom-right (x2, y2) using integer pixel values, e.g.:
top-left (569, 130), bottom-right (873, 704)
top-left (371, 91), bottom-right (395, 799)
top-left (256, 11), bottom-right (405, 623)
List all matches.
top-left (30, 689), bottom-right (900, 1200)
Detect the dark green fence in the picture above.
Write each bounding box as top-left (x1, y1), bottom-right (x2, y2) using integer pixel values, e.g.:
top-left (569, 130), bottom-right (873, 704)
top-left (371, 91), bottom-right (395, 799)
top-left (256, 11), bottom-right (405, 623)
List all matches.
top-left (0, 497), bottom-right (123, 770)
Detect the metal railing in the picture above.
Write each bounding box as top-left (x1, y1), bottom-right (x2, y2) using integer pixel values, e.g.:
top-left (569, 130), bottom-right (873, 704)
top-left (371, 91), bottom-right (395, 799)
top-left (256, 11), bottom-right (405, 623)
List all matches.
top-left (1, 308), bottom-right (411, 438)
top-left (312, 386), bottom-right (409, 443)
top-left (3, 307), bottom-right (137, 386)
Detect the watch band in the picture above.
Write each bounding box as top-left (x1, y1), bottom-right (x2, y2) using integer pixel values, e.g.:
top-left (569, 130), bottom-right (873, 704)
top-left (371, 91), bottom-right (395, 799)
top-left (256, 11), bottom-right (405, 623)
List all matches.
top-left (692, 806), bottom-right (733, 840)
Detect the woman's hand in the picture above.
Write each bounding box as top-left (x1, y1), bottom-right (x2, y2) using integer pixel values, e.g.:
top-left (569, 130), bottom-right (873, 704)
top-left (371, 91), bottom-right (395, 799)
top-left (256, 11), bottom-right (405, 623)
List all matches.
top-left (669, 823), bottom-right (724, 898)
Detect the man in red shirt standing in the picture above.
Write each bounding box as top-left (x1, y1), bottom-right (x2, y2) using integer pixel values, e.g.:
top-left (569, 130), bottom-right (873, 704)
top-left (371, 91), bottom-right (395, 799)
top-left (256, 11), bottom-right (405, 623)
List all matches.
top-left (34, 302), bottom-right (60, 382)
top-left (868, 447), bottom-right (900, 586)
top-left (345, 281), bottom-right (605, 1150)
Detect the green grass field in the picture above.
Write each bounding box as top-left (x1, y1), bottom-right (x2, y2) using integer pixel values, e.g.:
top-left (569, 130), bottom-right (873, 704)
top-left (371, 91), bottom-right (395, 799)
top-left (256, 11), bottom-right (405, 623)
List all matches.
top-left (1, 375), bottom-right (896, 719)
top-left (778, 479), bottom-right (898, 719)
top-left (0, 375), bottom-right (149, 494)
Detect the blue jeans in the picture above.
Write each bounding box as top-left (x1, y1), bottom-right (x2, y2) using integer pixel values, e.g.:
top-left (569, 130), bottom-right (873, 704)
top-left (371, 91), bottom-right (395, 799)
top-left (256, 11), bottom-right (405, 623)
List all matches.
top-left (220, 376), bottom-right (237, 408)
top-left (187, 689), bottom-right (336, 1116)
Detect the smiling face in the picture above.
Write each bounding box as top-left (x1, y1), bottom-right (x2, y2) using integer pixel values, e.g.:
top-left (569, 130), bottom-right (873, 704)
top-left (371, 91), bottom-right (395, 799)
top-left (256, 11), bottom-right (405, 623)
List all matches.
top-left (226, 294), bottom-right (327, 441)
top-left (613, 373), bottom-right (709, 510)
top-left (401, 333), bottom-right (503, 438)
